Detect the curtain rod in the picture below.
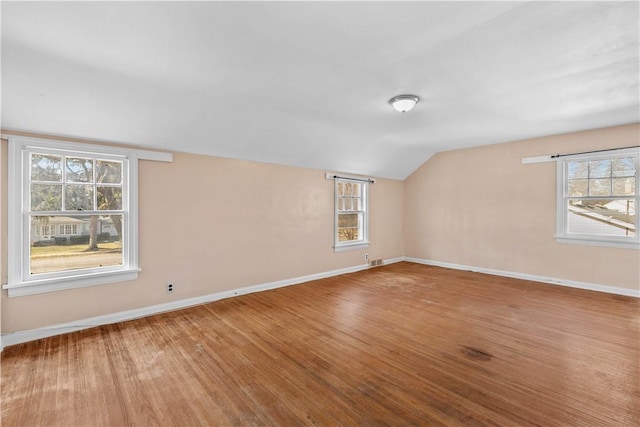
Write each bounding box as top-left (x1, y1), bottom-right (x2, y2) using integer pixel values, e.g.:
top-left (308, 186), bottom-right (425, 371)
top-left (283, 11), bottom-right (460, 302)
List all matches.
top-left (328, 174), bottom-right (375, 184)
top-left (551, 145), bottom-right (640, 159)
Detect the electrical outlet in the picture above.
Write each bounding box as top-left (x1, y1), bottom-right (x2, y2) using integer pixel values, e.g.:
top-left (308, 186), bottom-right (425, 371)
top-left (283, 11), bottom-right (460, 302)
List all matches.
top-left (166, 283), bottom-right (174, 294)
top-left (364, 253), bottom-right (369, 261)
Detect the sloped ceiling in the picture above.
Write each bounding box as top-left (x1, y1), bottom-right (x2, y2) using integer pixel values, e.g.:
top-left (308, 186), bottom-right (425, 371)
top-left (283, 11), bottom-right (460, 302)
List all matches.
top-left (1, 1), bottom-right (638, 179)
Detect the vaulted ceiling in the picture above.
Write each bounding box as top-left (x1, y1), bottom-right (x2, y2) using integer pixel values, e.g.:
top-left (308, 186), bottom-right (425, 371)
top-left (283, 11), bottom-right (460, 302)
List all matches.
top-left (2, 1), bottom-right (638, 179)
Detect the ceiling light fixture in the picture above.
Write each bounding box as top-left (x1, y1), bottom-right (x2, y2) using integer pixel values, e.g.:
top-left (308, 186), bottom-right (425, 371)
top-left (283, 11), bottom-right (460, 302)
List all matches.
top-left (389, 94), bottom-right (419, 113)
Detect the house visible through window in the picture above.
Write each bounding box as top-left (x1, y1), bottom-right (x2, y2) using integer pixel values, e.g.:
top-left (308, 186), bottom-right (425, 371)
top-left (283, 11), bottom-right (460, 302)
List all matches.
top-left (5, 136), bottom-right (140, 297)
top-left (556, 148), bottom-right (639, 249)
top-left (334, 178), bottom-right (369, 251)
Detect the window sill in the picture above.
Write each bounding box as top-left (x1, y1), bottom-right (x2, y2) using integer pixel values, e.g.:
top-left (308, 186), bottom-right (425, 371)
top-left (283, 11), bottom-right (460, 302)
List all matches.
top-left (334, 242), bottom-right (370, 252)
top-left (555, 236), bottom-right (639, 250)
top-left (3, 268), bottom-right (140, 297)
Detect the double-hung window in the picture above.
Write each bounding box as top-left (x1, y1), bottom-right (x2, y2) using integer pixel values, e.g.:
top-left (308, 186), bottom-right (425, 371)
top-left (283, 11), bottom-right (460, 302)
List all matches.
top-left (5, 136), bottom-right (140, 297)
top-left (556, 148), bottom-right (639, 249)
top-left (334, 178), bottom-right (369, 251)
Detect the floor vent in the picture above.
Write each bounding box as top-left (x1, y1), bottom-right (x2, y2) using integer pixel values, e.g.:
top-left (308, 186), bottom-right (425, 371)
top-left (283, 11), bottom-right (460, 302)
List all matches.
top-left (369, 258), bottom-right (384, 267)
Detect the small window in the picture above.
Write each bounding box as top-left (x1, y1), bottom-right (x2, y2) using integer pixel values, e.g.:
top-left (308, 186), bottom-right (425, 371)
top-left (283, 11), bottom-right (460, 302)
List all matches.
top-left (5, 136), bottom-right (140, 297)
top-left (556, 148), bottom-right (639, 249)
top-left (334, 178), bottom-right (369, 251)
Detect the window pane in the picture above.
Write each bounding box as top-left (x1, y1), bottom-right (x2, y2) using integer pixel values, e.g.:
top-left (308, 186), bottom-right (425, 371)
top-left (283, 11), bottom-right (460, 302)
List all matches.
top-left (567, 199), bottom-right (635, 237)
top-left (31, 154), bottom-right (62, 182)
top-left (31, 184), bottom-right (62, 211)
top-left (335, 179), bottom-right (367, 247)
top-left (96, 160), bottom-right (122, 184)
top-left (589, 179), bottom-right (610, 196)
top-left (568, 179), bottom-right (588, 197)
top-left (65, 184), bottom-right (94, 210)
top-left (66, 157), bottom-right (94, 183)
top-left (339, 213), bottom-right (359, 226)
top-left (613, 157), bottom-right (636, 178)
top-left (338, 229), bottom-right (359, 242)
top-left (29, 215), bottom-right (123, 275)
top-left (97, 186), bottom-right (123, 210)
top-left (567, 161), bottom-right (588, 179)
top-left (613, 177), bottom-right (635, 196)
top-left (589, 159), bottom-right (611, 178)
top-left (338, 213), bottom-right (360, 242)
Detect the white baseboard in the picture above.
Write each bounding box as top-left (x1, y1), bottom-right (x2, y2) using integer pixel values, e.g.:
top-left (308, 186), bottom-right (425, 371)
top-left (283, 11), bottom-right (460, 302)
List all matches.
top-left (383, 256), bottom-right (405, 265)
top-left (1, 257), bottom-right (404, 350)
top-left (4, 255), bottom-right (632, 350)
top-left (404, 257), bottom-right (640, 298)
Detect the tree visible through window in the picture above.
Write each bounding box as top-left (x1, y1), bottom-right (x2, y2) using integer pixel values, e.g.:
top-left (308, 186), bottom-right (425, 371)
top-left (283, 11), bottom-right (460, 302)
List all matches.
top-left (29, 152), bottom-right (125, 274)
top-left (334, 178), bottom-right (369, 250)
top-left (557, 149), bottom-right (639, 248)
top-left (6, 136), bottom-right (140, 297)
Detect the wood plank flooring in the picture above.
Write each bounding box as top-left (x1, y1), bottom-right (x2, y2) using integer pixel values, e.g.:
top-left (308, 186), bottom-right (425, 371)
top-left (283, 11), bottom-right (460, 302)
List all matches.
top-left (2, 262), bottom-right (639, 426)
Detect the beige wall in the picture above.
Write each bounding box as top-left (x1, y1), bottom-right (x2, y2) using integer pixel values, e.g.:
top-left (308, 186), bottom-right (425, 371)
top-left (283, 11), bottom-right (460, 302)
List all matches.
top-left (404, 123), bottom-right (640, 291)
top-left (2, 124), bottom-right (638, 335)
top-left (0, 137), bottom-right (404, 333)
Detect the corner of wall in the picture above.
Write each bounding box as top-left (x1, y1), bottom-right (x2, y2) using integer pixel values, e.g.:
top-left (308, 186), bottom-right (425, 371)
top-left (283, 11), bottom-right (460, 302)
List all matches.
top-left (1, 138), bottom-right (8, 349)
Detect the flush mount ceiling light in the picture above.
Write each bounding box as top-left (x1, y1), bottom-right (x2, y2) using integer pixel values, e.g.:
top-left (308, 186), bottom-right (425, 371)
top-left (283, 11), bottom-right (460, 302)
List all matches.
top-left (389, 94), bottom-right (419, 113)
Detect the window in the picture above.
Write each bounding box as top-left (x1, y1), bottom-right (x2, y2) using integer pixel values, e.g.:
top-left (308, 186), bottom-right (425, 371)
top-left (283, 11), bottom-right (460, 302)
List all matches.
top-left (334, 178), bottom-right (369, 251)
top-left (5, 136), bottom-right (140, 297)
top-left (556, 148), bottom-right (639, 249)
top-left (59, 224), bottom-right (78, 235)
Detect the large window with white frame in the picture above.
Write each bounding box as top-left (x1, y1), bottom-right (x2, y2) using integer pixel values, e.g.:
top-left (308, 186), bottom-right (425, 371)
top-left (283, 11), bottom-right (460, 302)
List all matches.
top-left (334, 178), bottom-right (369, 251)
top-left (556, 148), bottom-right (639, 249)
top-left (5, 136), bottom-right (140, 297)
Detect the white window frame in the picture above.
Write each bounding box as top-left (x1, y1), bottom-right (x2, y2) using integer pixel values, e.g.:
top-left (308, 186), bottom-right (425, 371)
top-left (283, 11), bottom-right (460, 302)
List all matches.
top-left (4, 136), bottom-right (141, 297)
top-left (556, 147), bottom-right (639, 249)
top-left (333, 177), bottom-right (369, 252)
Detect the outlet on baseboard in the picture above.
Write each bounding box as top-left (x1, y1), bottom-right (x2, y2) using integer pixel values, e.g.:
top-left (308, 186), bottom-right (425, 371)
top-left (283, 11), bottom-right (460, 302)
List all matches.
top-left (166, 283), bottom-right (175, 294)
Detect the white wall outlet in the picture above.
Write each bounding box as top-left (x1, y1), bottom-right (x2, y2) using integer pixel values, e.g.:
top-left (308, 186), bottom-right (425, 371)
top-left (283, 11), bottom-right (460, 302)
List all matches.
top-left (166, 283), bottom-right (175, 293)
top-left (364, 253), bottom-right (369, 261)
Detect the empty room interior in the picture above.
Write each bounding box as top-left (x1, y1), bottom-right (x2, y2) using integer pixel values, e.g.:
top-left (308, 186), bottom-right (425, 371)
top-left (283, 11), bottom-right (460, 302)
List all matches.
top-left (1, 1), bottom-right (639, 426)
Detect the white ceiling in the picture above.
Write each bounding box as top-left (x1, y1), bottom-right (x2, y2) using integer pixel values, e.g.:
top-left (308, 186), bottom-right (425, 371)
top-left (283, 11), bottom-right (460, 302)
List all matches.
top-left (1, 1), bottom-right (638, 180)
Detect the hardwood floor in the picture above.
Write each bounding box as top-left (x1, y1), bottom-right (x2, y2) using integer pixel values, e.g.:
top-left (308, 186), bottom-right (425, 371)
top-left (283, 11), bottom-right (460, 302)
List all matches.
top-left (2, 262), bottom-right (639, 426)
